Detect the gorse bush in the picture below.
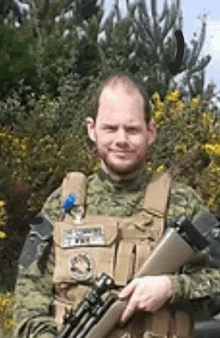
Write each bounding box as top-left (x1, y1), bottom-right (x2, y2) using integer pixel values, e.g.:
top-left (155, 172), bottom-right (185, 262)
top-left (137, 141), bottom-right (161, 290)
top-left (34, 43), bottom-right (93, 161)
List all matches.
top-left (0, 292), bottom-right (15, 337)
top-left (0, 76), bottom-right (99, 214)
top-left (150, 90), bottom-right (220, 212)
top-left (0, 202), bottom-right (14, 338)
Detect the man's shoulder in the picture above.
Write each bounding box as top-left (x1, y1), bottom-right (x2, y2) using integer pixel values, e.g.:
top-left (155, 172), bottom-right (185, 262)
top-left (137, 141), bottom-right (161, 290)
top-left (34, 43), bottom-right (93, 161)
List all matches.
top-left (41, 172), bottom-right (95, 223)
top-left (42, 186), bottom-right (63, 224)
top-left (170, 180), bottom-right (205, 204)
top-left (167, 179), bottom-right (209, 223)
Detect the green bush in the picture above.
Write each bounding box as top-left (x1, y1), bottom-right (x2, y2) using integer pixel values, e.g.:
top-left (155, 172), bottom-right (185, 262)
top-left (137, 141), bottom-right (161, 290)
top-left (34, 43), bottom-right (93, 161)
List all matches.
top-left (150, 90), bottom-right (220, 213)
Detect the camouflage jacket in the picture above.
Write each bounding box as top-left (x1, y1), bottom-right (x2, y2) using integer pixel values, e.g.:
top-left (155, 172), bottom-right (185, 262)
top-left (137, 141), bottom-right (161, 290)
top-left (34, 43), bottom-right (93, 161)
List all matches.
top-left (13, 168), bottom-right (220, 338)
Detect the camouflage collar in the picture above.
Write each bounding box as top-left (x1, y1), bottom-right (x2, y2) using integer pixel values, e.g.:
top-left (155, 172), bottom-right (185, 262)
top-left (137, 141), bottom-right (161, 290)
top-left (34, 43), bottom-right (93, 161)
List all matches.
top-left (97, 167), bottom-right (152, 193)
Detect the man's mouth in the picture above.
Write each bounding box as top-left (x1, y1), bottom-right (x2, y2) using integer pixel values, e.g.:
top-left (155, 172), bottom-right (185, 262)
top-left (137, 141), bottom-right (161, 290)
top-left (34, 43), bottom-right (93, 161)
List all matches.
top-left (111, 150), bottom-right (133, 153)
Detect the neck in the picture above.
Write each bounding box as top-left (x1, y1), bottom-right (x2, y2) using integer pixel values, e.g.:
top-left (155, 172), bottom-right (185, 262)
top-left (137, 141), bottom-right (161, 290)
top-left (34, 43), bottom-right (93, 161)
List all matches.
top-left (100, 161), bottom-right (145, 181)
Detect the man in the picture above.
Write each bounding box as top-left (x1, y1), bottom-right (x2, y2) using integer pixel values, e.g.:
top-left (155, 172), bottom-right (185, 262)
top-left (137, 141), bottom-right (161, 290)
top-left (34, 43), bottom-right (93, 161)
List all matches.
top-left (13, 73), bottom-right (220, 338)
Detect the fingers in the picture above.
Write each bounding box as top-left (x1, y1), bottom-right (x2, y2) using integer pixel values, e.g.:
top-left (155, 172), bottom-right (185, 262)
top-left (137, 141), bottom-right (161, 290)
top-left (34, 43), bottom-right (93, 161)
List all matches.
top-left (120, 292), bottom-right (138, 324)
top-left (118, 278), bottom-right (138, 300)
top-left (119, 276), bottom-right (173, 325)
top-left (118, 279), bottom-right (140, 324)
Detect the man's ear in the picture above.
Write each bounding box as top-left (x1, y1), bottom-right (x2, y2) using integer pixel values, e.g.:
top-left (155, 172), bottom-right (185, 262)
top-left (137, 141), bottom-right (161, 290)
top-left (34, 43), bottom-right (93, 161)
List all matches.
top-left (85, 117), bottom-right (96, 142)
top-left (146, 120), bottom-right (157, 146)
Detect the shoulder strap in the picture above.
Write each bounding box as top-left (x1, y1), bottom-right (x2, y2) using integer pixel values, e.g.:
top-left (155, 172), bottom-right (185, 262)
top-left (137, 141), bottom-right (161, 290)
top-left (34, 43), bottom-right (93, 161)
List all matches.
top-left (18, 212), bottom-right (53, 270)
top-left (142, 172), bottom-right (172, 217)
top-left (61, 171), bottom-right (172, 218)
top-left (61, 171), bottom-right (87, 206)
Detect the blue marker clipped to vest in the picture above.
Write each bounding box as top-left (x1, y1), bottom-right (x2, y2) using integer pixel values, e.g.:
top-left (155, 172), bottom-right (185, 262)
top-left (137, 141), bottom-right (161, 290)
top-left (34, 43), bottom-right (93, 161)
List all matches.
top-left (61, 172), bottom-right (87, 223)
top-left (63, 193), bottom-right (84, 223)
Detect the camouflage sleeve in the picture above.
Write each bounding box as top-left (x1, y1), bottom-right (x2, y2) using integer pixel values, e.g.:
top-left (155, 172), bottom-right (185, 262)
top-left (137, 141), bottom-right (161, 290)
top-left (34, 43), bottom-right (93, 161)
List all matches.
top-left (13, 187), bottom-right (63, 338)
top-left (166, 182), bottom-right (220, 316)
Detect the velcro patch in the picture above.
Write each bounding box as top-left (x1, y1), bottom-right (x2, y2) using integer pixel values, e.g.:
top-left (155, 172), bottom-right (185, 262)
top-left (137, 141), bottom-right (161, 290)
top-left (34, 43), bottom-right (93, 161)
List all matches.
top-left (62, 227), bottom-right (105, 247)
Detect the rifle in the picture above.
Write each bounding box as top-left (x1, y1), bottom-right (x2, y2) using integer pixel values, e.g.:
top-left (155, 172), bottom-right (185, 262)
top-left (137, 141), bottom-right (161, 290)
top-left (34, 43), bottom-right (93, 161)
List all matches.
top-left (56, 212), bottom-right (220, 338)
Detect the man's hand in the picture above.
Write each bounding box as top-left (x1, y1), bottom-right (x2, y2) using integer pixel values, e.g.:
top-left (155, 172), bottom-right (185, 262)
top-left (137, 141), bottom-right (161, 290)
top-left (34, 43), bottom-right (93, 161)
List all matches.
top-left (118, 276), bottom-right (172, 324)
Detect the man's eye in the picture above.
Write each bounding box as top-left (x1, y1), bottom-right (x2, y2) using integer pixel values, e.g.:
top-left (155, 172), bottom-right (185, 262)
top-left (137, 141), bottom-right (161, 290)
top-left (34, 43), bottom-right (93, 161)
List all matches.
top-left (126, 128), bottom-right (138, 133)
top-left (105, 126), bottom-right (117, 131)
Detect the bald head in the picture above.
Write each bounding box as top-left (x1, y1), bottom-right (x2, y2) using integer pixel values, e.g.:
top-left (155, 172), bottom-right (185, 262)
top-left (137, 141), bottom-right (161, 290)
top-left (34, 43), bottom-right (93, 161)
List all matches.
top-left (89, 73), bottom-right (152, 125)
top-left (99, 81), bottom-right (144, 113)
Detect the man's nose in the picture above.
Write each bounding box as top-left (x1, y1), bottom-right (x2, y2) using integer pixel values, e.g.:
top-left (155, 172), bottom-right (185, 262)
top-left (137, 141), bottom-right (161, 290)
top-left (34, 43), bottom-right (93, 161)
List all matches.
top-left (115, 128), bottom-right (128, 143)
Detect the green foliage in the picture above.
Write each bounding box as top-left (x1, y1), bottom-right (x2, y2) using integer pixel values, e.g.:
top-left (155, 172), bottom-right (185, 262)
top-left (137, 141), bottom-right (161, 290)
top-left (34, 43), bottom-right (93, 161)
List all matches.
top-left (0, 74), bottom-right (101, 213)
top-left (0, 24), bottom-right (37, 99)
top-left (0, 292), bottom-right (15, 338)
top-left (150, 90), bottom-right (220, 212)
top-left (0, 0), bottom-right (218, 103)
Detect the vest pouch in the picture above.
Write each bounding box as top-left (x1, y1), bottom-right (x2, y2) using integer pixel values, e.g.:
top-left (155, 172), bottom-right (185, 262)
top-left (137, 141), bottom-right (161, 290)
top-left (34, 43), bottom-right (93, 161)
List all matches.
top-left (53, 217), bottom-right (121, 284)
top-left (53, 217), bottom-right (122, 330)
top-left (53, 295), bottom-right (73, 331)
top-left (114, 237), bottom-right (154, 285)
top-left (136, 237), bottom-right (157, 272)
top-left (114, 215), bottom-right (163, 285)
top-left (106, 307), bottom-right (193, 338)
top-left (141, 307), bottom-right (193, 338)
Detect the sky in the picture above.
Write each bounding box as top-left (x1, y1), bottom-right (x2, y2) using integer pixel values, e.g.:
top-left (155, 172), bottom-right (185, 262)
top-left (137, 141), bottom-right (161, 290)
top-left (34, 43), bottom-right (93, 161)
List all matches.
top-left (103, 0), bottom-right (220, 98)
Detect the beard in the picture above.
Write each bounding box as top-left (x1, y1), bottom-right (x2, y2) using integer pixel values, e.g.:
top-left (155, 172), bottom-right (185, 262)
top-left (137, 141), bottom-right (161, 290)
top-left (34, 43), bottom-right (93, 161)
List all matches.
top-left (96, 147), bottom-right (148, 177)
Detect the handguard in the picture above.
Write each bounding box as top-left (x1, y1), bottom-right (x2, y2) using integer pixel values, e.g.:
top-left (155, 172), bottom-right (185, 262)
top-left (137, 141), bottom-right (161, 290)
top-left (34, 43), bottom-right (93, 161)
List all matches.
top-left (55, 212), bottom-right (220, 338)
top-left (56, 273), bottom-right (119, 338)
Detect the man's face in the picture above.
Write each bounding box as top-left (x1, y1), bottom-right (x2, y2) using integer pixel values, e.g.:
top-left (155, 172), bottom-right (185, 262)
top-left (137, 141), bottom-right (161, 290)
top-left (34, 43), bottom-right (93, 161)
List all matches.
top-left (87, 84), bottom-right (157, 176)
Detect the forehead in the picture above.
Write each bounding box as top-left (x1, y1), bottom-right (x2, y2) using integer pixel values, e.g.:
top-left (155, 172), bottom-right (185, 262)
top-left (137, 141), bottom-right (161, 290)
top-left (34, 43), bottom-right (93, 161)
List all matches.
top-left (97, 84), bottom-right (145, 124)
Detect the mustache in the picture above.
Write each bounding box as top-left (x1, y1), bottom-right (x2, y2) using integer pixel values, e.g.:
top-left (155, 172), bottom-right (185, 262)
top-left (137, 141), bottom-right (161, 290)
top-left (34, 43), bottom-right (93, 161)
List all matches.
top-left (110, 149), bottom-right (135, 152)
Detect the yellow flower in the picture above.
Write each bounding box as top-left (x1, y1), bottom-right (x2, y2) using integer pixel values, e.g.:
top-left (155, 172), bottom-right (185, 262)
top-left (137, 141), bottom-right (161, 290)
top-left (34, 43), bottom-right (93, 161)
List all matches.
top-left (210, 132), bottom-right (218, 141)
top-left (92, 162), bottom-right (100, 172)
top-left (167, 90), bottom-right (181, 102)
top-left (202, 112), bottom-right (213, 127)
top-left (209, 164), bottom-right (220, 173)
top-left (152, 92), bottom-right (161, 103)
top-left (0, 201), bottom-right (5, 208)
top-left (174, 144), bottom-right (187, 153)
top-left (0, 298), bottom-right (9, 307)
top-left (20, 143), bottom-right (27, 150)
top-left (155, 102), bottom-right (164, 111)
top-left (191, 96), bottom-right (201, 108)
top-left (175, 100), bottom-right (185, 112)
top-left (204, 144), bottom-right (220, 156)
top-left (5, 318), bottom-right (15, 329)
top-left (0, 231), bottom-right (7, 239)
top-left (156, 165), bottom-right (165, 173)
top-left (153, 111), bottom-right (164, 123)
top-left (12, 138), bottom-right (19, 146)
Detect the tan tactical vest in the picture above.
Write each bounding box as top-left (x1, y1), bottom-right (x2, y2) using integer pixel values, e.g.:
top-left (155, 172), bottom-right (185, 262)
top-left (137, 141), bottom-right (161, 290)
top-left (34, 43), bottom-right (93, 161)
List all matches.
top-left (53, 172), bottom-right (194, 338)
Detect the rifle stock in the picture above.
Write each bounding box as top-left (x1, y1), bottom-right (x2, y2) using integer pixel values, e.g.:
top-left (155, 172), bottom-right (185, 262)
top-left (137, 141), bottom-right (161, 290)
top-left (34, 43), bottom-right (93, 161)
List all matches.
top-left (84, 227), bottom-right (196, 338)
